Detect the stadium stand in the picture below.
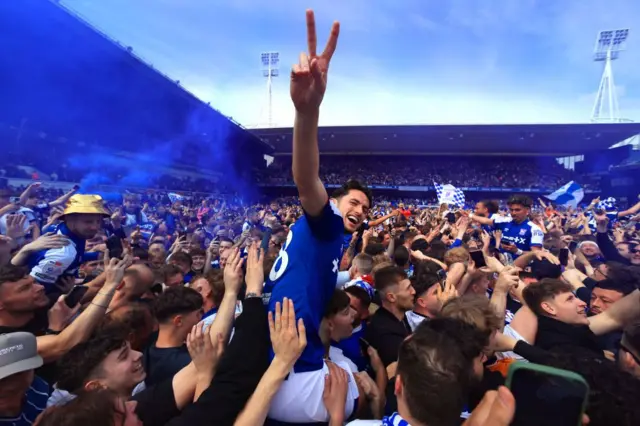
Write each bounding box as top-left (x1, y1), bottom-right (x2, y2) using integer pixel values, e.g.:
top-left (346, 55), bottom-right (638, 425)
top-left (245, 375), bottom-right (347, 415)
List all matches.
top-left (1, 3), bottom-right (640, 426)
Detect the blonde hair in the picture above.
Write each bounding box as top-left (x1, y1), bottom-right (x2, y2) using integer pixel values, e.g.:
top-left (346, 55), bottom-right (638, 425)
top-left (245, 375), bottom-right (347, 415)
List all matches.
top-left (444, 247), bottom-right (469, 266)
top-left (372, 254), bottom-right (392, 268)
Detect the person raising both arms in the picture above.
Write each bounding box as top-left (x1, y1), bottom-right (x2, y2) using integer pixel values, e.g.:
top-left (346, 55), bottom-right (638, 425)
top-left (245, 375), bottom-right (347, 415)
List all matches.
top-left (262, 10), bottom-right (368, 425)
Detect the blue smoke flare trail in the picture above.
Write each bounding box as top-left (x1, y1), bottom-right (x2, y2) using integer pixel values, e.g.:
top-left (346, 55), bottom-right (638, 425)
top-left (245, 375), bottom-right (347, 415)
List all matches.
top-left (66, 103), bottom-right (259, 203)
top-left (0, 0), bottom-right (260, 203)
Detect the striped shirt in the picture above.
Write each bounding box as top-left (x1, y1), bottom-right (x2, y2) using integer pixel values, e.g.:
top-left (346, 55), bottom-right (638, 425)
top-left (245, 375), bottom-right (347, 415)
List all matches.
top-left (0, 376), bottom-right (49, 426)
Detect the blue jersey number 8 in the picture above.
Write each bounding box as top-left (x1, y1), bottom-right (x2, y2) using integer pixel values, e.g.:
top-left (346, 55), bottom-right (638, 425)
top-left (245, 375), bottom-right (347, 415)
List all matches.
top-left (269, 229), bottom-right (293, 282)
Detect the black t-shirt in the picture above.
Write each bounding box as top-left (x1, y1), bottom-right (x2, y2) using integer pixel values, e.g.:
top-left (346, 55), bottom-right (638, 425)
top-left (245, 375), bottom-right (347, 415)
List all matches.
top-left (365, 307), bottom-right (412, 367)
top-left (535, 315), bottom-right (603, 358)
top-left (132, 379), bottom-right (179, 426)
top-left (143, 344), bottom-right (192, 387)
top-left (0, 310), bottom-right (49, 336)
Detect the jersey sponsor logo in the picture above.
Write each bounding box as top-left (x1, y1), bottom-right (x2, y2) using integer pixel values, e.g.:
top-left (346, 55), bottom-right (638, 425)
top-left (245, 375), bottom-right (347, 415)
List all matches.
top-left (33, 272), bottom-right (55, 281)
top-left (519, 229), bottom-right (527, 236)
top-left (504, 236), bottom-right (527, 245)
top-left (43, 261), bottom-right (64, 275)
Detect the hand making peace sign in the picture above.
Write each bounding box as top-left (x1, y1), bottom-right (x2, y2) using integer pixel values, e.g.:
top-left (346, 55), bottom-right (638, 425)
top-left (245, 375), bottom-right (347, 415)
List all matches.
top-left (290, 10), bottom-right (340, 113)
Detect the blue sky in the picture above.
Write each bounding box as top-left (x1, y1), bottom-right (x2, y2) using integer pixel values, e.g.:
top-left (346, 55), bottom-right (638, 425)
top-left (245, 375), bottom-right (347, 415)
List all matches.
top-left (60, 0), bottom-right (640, 127)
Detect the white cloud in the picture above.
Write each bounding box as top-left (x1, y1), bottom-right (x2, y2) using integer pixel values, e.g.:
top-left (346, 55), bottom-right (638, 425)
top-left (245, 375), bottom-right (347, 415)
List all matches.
top-left (189, 72), bottom-right (601, 127)
top-left (60, 0), bottom-right (640, 126)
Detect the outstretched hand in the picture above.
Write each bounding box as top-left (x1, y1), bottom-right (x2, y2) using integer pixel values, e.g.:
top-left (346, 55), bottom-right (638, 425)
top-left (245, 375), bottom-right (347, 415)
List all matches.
top-left (223, 247), bottom-right (245, 295)
top-left (290, 10), bottom-right (340, 113)
top-left (462, 387), bottom-right (515, 426)
top-left (436, 278), bottom-right (459, 307)
top-left (322, 361), bottom-right (348, 422)
top-left (103, 250), bottom-right (133, 286)
top-left (245, 242), bottom-right (264, 294)
top-left (24, 232), bottom-right (70, 253)
top-left (269, 297), bottom-right (307, 368)
top-left (5, 214), bottom-right (27, 240)
top-left (187, 324), bottom-right (225, 376)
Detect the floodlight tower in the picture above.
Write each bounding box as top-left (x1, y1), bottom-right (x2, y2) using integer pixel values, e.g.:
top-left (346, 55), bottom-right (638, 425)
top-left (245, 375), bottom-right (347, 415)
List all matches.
top-left (261, 52), bottom-right (279, 127)
top-left (591, 29), bottom-right (629, 123)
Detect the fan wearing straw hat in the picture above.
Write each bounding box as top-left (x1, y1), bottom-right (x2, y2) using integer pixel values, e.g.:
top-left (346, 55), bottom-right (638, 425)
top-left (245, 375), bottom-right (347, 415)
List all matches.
top-left (18, 195), bottom-right (110, 293)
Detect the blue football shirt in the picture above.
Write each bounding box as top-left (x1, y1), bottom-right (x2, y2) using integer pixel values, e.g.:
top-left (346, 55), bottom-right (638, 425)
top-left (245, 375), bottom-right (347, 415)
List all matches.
top-left (264, 202), bottom-right (345, 373)
top-left (494, 216), bottom-right (543, 257)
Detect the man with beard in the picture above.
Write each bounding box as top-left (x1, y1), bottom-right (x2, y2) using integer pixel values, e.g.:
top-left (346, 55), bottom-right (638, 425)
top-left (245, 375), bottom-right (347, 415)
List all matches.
top-left (262, 10), bottom-right (372, 424)
top-left (365, 265), bottom-right (415, 367)
top-left (523, 278), bottom-right (640, 358)
top-left (22, 195), bottom-right (110, 293)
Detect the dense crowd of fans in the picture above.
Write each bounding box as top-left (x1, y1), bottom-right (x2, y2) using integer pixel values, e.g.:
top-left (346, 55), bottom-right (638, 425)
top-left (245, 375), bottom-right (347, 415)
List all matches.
top-left (259, 156), bottom-right (599, 190)
top-left (3, 163), bottom-right (640, 426)
top-left (4, 153), bottom-right (602, 195)
top-left (0, 160), bottom-right (226, 194)
top-left (2, 9), bottom-right (640, 426)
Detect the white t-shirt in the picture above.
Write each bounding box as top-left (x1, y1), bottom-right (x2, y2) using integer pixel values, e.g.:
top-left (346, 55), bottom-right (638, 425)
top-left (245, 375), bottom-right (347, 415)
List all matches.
top-left (495, 324), bottom-right (529, 362)
top-left (329, 346), bottom-right (358, 374)
top-left (405, 310), bottom-right (428, 332)
top-left (268, 359), bottom-right (359, 423)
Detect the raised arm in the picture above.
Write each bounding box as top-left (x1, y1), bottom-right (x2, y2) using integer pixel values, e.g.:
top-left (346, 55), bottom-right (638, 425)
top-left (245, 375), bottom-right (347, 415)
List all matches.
top-left (618, 199), bottom-right (640, 218)
top-left (211, 247), bottom-right (244, 345)
top-left (234, 298), bottom-right (306, 426)
top-left (368, 210), bottom-right (398, 227)
top-left (467, 212), bottom-right (495, 226)
top-left (11, 233), bottom-right (70, 266)
top-left (589, 289), bottom-right (640, 336)
top-left (490, 267), bottom-right (520, 331)
top-left (48, 187), bottom-right (78, 208)
top-left (18, 182), bottom-right (40, 206)
top-left (290, 10), bottom-right (339, 216)
top-left (37, 254), bottom-right (132, 363)
top-left (538, 198), bottom-right (548, 209)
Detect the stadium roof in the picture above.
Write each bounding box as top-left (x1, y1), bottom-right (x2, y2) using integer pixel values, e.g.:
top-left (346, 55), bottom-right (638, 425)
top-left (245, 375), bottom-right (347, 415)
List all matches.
top-left (253, 123), bottom-right (640, 156)
top-left (0, 0), bottom-right (272, 155)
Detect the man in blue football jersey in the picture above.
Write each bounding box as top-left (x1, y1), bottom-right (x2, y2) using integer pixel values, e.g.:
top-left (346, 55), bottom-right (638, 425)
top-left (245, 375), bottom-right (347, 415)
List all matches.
top-left (467, 195), bottom-right (542, 260)
top-left (263, 10), bottom-right (370, 424)
top-left (21, 195), bottom-right (108, 293)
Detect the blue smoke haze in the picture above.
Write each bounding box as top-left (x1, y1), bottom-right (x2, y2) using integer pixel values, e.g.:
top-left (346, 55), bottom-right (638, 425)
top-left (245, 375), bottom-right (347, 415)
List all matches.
top-left (1, 0), bottom-right (261, 204)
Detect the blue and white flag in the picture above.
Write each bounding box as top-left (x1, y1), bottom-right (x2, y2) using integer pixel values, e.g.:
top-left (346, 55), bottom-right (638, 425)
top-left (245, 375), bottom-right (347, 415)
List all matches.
top-left (545, 181), bottom-right (584, 209)
top-left (597, 197), bottom-right (617, 212)
top-left (434, 182), bottom-right (465, 207)
top-left (168, 192), bottom-right (184, 203)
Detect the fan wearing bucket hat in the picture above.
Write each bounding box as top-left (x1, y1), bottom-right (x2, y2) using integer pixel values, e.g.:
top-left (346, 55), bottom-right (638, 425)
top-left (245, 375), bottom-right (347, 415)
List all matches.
top-left (25, 195), bottom-right (110, 292)
top-left (0, 332), bottom-right (49, 424)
